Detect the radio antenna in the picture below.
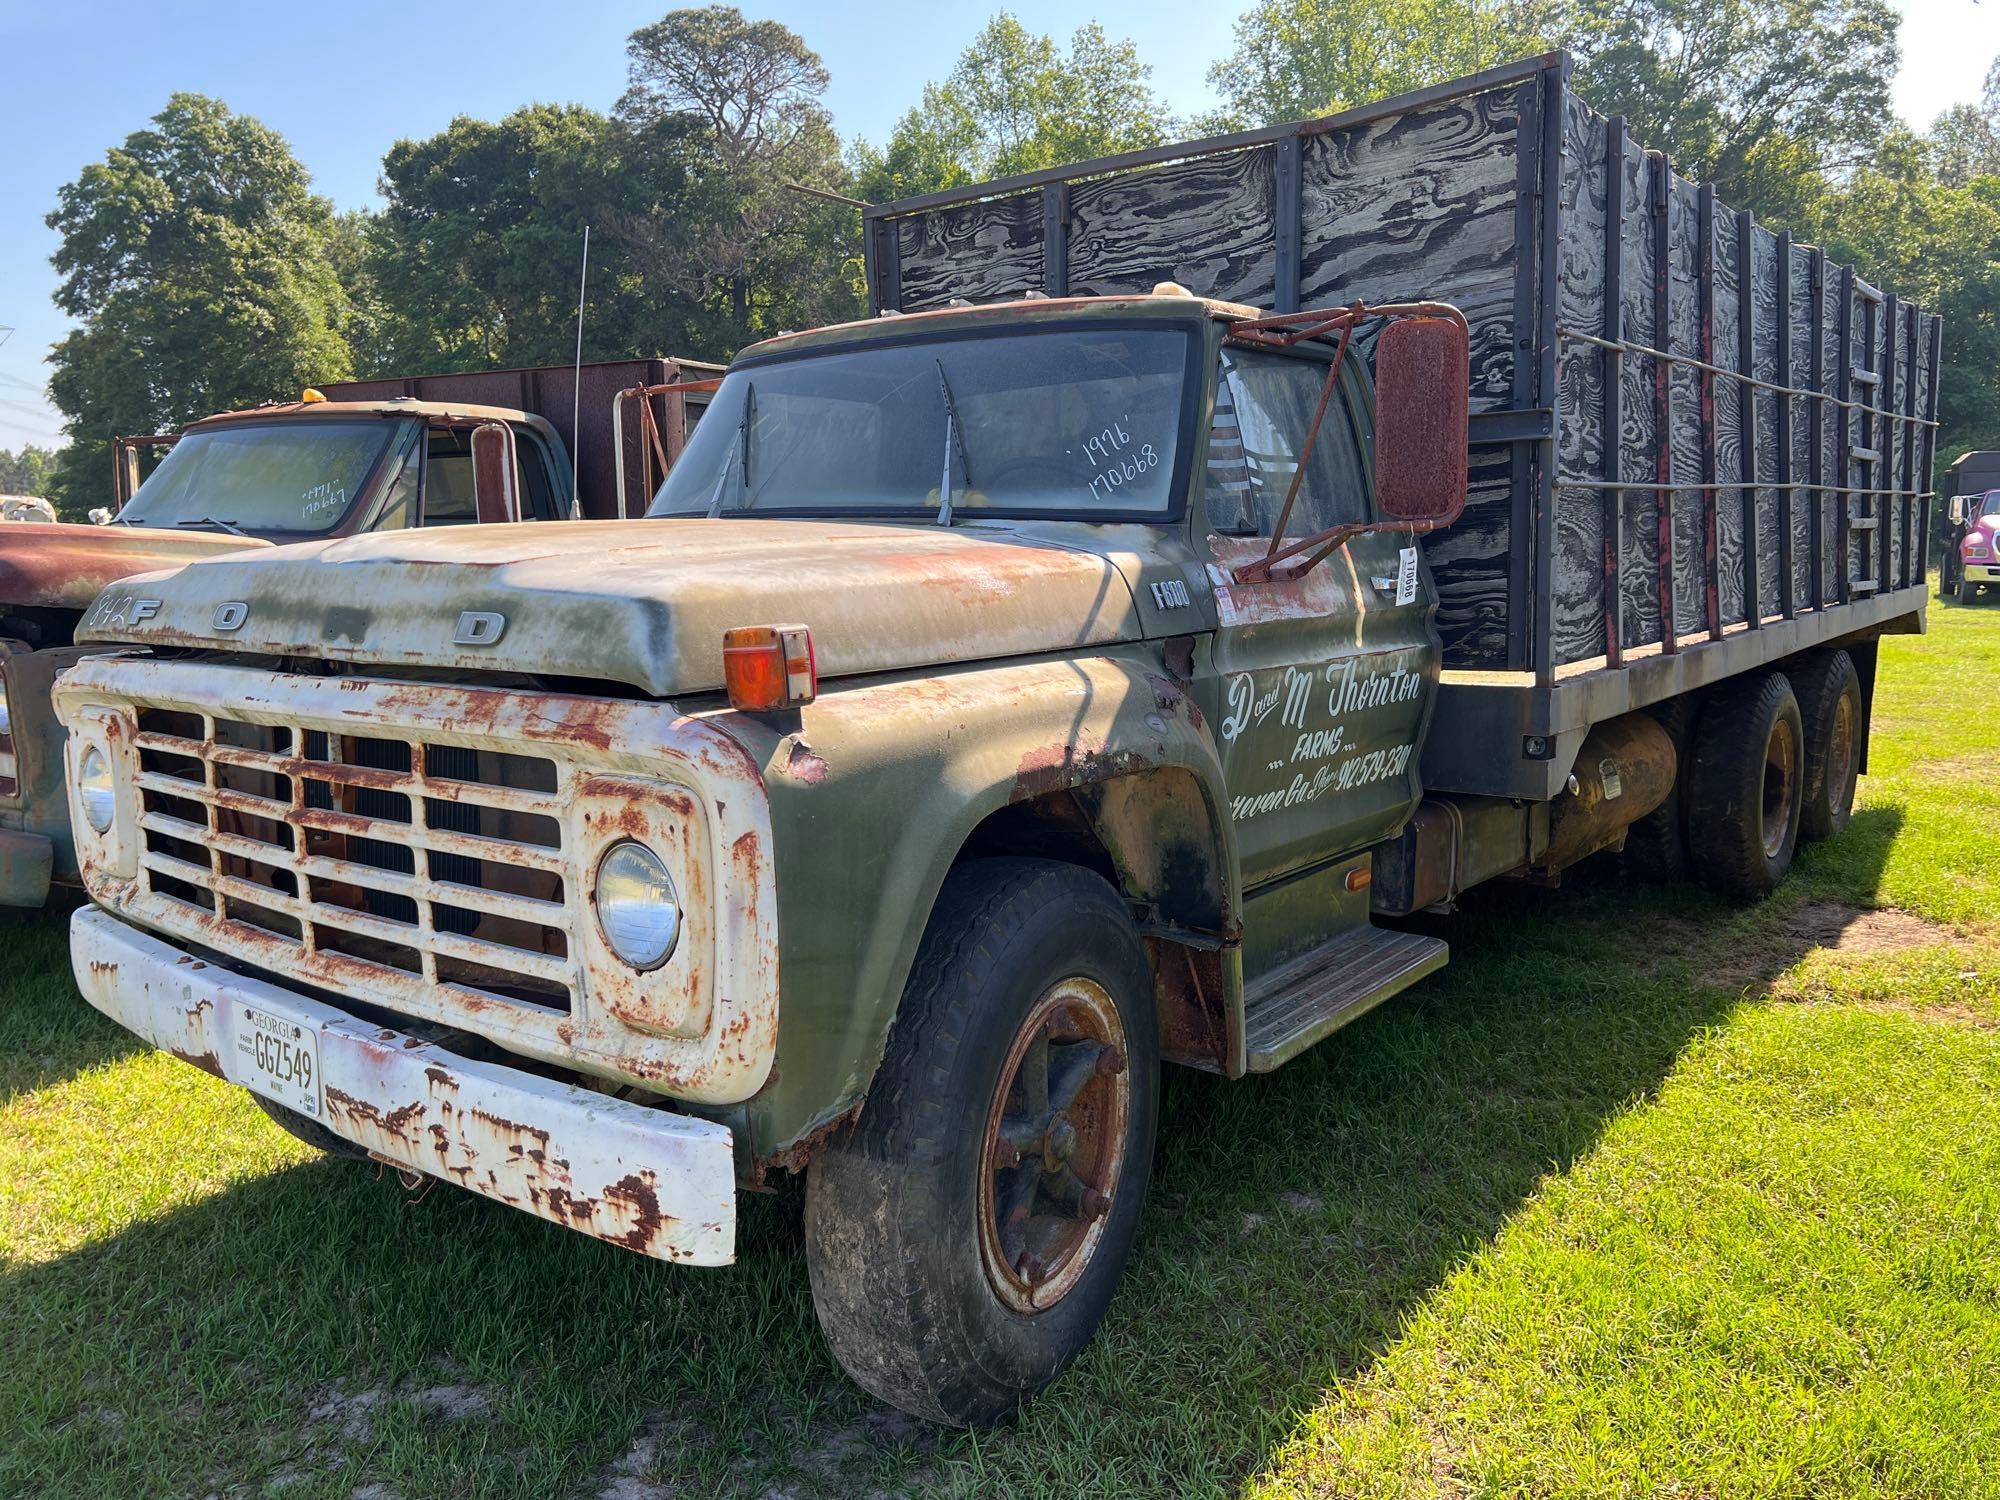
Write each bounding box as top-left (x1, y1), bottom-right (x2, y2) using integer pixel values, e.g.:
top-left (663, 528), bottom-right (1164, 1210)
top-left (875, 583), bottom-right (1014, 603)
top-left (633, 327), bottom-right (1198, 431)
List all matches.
top-left (570, 226), bottom-right (590, 514)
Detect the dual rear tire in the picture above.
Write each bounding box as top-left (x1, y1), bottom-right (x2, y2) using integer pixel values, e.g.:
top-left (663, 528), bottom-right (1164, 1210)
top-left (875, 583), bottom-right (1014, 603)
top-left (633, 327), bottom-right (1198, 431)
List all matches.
top-left (1630, 649), bottom-right (1861, 900)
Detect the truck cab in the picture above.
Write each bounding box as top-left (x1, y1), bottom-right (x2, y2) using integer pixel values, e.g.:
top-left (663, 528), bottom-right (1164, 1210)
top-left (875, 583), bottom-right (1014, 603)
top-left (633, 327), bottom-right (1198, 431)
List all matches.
top-left (0, 396), bottom-right (567, 909)
top-left (1949, 488), bottom-right (2000, 603)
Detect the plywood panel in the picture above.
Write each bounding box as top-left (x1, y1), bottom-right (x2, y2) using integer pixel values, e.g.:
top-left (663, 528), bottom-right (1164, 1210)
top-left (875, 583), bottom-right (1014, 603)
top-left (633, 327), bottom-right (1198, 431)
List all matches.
top-left (1068, 147), bottom-right (1277, 305)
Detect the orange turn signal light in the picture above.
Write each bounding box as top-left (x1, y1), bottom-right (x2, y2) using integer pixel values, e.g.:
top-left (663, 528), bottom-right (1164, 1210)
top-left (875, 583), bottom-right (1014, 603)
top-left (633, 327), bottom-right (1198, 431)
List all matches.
top-left (722, 624), bottom-right (817, 712)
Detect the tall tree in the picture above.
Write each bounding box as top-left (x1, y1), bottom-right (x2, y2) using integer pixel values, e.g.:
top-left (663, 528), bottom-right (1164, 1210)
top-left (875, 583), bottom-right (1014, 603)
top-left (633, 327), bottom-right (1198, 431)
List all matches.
top-left (855, 14), bottom-right (1175, 200)
top-left (1566, 0), bottom-right (1901, 224)
top-left (1927, 56), bottom-right (2000, 189)
top-left (366, 104), bottom-right (718, 373)
top-left (44, 94), bottom-right (352, 517)
top-left (1204, 0), bottom-right (1555, 129)
top-left (613, 7), bottom-right (860, 339)
top-left (0, 445), bottom-right (61, 499)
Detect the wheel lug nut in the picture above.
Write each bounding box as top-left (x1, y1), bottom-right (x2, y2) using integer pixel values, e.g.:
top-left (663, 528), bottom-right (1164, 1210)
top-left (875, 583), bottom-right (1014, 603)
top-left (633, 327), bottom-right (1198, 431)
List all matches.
top-left (991, 1139), bottom-right (1021, 1169)
top-left (1080, 1188), bottom-right (1110, 1219)
top-left (1096, 1047), bottom-right (1126, 1077)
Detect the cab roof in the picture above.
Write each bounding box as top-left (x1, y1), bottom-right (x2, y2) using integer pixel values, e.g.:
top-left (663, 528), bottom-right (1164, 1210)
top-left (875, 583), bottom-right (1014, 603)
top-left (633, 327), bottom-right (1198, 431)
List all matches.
top-left (735, 289), bottom-right (1261, 365)
top-left (185, 398), bottom-right (562, 447)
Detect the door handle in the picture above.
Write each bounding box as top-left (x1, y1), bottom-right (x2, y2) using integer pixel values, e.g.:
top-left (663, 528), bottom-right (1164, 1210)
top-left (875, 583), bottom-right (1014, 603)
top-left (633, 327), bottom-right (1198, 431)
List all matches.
top-left (1370, 575), bottom-right (1398, 595)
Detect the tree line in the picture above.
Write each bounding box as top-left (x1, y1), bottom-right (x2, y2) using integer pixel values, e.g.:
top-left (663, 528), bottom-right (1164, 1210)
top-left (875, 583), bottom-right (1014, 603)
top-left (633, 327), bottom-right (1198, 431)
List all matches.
top-left (26, 0), bottom-right (2000, 520)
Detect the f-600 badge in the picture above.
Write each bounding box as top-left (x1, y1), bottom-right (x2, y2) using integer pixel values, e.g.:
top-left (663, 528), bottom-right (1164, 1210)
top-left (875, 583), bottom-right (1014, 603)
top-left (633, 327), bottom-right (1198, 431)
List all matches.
top-left (1150, 579), bottom-right (1190, 610)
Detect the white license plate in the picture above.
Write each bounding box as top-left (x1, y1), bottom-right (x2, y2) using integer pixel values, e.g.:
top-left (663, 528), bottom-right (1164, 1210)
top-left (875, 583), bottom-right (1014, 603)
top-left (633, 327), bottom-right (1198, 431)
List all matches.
top-left (231, 1002), bottom-right (323, 1120)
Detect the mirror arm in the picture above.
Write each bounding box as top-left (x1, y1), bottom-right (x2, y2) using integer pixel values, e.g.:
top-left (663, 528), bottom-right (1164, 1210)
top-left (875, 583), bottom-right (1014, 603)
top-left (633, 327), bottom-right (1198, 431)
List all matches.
top-left (1261, 318), bottom-right (1356, 565)
top-left (1232, 516), bottom-right (1447, 585)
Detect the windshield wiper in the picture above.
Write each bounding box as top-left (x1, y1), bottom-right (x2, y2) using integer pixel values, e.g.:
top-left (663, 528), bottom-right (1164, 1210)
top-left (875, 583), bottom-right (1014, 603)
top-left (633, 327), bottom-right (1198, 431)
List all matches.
top-left (708, 381), bottom-right (755, 518)
top-left (173, 516), bottom-right (248, 536)
top-left (712, 382), bottom-right (756, 524)
top-left (934, 360), bottom-right (974, 526)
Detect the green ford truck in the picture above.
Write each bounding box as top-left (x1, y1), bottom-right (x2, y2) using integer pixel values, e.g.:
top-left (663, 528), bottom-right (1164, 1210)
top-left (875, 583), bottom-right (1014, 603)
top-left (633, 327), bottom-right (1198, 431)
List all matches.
top-left (0, 358), bottom-right (713, 908)
top-left (55, 58), bottom-right (1936, 1424)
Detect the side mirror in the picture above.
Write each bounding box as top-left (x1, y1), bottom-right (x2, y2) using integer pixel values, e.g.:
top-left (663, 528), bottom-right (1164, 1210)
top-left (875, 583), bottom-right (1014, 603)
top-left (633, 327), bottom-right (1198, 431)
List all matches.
top-left (1949, 496), bottom-right (1968, 526)
top-left (1373, 314), bottom-right (1469, 528)
top-left (470, 422), bottom-right (523, 524)
top-left (88, 507), bottom-right (114, 526)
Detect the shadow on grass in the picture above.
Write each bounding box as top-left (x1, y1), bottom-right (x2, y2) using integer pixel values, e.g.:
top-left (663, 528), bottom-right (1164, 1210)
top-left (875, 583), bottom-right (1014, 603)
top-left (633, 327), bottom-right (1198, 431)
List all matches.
top-left (0, 910), bottom-right (145, 1103)
top-left (0, 818), bottom-right (1898, 1499)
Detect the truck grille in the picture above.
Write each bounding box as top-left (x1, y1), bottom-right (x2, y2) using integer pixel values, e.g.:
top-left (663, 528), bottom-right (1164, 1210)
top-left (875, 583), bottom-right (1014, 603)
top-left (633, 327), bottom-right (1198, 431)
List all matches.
top-left (132, 707), bottom-right (575, 1012)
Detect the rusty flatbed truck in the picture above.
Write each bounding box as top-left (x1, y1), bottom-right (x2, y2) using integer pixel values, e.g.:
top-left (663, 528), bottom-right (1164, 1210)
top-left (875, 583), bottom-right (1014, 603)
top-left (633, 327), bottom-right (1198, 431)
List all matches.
top-left (0, 357), bottom-right (715, 909)
top-left (57, 55), bottom-right (1937, 1426)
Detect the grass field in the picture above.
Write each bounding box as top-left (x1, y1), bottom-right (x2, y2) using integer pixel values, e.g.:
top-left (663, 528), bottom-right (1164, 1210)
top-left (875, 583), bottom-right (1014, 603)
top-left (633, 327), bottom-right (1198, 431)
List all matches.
top-left (2, 600), bottom-right (1996, 1499)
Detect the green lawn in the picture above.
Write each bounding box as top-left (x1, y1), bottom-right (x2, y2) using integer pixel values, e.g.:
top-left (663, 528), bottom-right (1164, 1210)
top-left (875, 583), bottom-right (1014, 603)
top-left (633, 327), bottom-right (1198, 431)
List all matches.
top-left (3, 599), bottom-right (1996, 1499)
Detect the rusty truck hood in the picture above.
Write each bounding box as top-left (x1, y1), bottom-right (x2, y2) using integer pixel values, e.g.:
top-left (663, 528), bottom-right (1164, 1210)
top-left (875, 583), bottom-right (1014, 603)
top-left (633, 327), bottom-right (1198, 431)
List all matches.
top-left (74, 518), bottom-right (1150, 695)
top-left (0, 522), bottom-right (269, 612)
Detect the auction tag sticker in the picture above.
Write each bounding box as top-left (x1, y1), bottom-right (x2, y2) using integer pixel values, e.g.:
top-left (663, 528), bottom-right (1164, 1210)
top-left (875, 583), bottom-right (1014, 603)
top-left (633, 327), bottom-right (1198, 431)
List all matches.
top-left (1396, 546), bottom-right (1421, 606)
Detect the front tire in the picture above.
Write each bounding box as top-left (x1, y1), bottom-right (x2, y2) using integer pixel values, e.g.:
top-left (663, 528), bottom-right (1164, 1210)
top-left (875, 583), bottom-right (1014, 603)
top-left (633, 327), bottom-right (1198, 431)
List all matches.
top-left (1959, 576), bottom-right (1980, 605)
top-left (804, 858), bottom-right (1160, 1427)
top-left (1688, 671), bottom-right (1805, 900)
top-left (1790, 649), bottom-right (1861, 843)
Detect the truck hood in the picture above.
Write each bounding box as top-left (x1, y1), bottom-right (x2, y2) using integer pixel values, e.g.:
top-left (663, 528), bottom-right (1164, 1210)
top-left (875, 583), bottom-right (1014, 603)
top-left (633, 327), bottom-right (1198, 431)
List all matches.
top-left (74, 518), bottom-right (1150, 696)
top-left (0, 522), bottom-right (269, 612)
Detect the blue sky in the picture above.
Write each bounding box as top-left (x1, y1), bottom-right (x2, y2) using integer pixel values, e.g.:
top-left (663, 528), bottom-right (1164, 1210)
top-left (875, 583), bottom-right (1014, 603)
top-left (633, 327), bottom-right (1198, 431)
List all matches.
top-left (0, 0), bottom-right (1993, 448)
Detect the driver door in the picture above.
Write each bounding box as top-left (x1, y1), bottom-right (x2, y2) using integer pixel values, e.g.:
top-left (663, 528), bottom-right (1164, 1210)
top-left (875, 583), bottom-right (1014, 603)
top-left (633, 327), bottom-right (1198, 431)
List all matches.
top-left (1199, 347), bottom-right (1437, 890)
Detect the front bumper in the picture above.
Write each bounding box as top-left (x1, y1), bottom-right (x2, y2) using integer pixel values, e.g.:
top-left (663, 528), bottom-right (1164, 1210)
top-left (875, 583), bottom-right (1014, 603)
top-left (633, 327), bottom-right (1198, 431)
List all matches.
top-left (70, 905), bottom-right (738, 1265)
top-left (1964, 563), bottom-right (2000, 583)
top-left (0, 829), bottom-right (52, 907)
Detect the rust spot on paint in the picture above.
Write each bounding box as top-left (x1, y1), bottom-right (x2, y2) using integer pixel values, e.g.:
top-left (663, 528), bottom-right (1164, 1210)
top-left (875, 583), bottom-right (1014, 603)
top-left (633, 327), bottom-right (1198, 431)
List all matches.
top-left (324, 1086), bottom-right (425, 1140)
top-left (168, 1046), bottom-right (223, 1077)
top-left (601, 1171), bottom-right (673, 1252)
top-left (784, 740), bottom-right (828, 784)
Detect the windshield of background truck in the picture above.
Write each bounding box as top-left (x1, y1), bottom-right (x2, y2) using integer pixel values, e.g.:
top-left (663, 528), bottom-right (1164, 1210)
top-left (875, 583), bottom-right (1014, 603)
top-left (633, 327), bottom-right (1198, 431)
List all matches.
top-left (647, 326), bottom-right (1192, 520)
top-left (117, 418), bottom-right (406, 535)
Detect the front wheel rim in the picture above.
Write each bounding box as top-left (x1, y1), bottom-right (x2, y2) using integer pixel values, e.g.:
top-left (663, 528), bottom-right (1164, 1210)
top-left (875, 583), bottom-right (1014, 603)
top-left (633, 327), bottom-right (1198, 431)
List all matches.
top-left (1762, 717), bottom-right (1799, 859)
top-left (977, 976), bottom-right (1130, 1314)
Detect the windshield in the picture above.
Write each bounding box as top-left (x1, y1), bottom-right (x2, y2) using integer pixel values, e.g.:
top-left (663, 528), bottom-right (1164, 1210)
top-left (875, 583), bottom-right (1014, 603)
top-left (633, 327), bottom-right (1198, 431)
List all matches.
top-left (1980, 491), bottom-right (2000, 519)
top-left (119, 418), bottom-right (407, 536)
top-left (648, 325), bottom-right (1194, 520)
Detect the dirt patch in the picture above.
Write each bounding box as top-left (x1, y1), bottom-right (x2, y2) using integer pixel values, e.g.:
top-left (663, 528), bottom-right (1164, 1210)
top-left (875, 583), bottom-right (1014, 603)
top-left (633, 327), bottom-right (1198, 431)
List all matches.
top-left (1783, 902), bottom-right (1948, 956)
top-left (591, 1400), bottom-right (938, 1499)
top-left (1692, 903), bottom-right (1953, 993)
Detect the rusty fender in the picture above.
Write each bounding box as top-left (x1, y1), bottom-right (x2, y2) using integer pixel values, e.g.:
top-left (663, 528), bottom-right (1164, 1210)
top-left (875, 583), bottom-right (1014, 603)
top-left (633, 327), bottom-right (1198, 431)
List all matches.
top-left (70, 905), bottom-right (738, 1263)
top-left (56, 653), bottom-right (778, 1106)
top-left (730, 648), bottom-right (1239, 1162)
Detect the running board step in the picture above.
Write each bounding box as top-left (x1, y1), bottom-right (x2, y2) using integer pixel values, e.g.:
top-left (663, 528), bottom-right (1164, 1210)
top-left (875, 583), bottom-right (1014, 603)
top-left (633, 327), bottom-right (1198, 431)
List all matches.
top-left (1242, 927), bottom-right (1448, 1073)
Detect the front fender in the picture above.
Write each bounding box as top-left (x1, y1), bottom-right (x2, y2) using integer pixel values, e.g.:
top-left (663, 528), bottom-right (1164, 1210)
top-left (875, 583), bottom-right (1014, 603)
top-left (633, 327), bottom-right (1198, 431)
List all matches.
top-left (717, 647), bottom-right (1235, 1163)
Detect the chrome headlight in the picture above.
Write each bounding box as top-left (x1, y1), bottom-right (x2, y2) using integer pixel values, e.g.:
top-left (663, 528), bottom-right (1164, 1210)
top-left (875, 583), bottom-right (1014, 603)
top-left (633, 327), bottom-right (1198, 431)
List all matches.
top-left (78, 743), bottom-right (115, 833)
top-left (594, 841), bottom-right (681, 970)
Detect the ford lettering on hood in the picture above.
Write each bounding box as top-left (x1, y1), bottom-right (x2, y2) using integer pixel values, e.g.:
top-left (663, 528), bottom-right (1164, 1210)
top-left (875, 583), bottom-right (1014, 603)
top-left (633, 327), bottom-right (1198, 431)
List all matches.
top-left (73, 518), bottom-right (1165, 696)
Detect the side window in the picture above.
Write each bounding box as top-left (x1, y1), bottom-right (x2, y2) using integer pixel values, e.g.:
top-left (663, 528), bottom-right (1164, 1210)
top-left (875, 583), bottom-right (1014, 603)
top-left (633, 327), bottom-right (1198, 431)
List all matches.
top-left (517, 432), bottom-right (560, 519)
top-left (423, 428), bottom-right (477, 526)
top-left (1204, 349), bottom-right (1371, 536)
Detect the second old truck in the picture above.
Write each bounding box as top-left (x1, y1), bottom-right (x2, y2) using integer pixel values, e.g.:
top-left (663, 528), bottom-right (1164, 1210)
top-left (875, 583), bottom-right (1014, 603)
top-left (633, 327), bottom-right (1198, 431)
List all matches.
top-left (0, 357), bottom-right (715, 908)
top-left (57, 57), bottom-right (1937, 1425)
